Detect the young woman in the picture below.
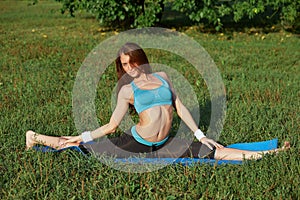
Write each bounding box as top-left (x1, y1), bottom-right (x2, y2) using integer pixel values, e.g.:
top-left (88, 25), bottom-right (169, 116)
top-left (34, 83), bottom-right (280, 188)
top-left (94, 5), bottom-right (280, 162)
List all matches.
top-left (26, 42), bottom-right (290, 160)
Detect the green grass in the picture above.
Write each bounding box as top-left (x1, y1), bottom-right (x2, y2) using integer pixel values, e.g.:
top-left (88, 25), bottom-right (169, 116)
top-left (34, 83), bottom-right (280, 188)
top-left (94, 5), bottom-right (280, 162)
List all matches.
top-left (1, 1), bottom-right (299, 199)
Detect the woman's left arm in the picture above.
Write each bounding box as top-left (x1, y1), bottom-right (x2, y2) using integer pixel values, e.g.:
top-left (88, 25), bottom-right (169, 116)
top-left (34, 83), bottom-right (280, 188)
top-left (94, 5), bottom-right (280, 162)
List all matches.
top-left (174, 96), bottom-right (223, 149)
top-left (159, 72), bottom-right (223, 149)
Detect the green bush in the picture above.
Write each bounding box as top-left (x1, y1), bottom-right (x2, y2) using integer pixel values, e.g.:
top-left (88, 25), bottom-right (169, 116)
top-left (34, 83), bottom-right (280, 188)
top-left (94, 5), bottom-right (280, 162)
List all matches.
top-left (172, 0), bottom-right (300, 30)
top-left (55, 0), bottom-right (164, 28)
top-left (55, 0), bottom-right (299, 30)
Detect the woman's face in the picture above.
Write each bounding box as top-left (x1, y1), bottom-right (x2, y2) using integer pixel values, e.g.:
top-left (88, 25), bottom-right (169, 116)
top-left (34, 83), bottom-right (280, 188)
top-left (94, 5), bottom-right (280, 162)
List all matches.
top-left (120, 54), bottom-right (140, 78)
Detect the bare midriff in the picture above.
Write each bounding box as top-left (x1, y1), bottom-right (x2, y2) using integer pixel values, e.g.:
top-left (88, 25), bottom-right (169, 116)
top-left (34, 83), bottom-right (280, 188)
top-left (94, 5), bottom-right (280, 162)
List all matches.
top-left (136, 104), bottom-right (173, 143)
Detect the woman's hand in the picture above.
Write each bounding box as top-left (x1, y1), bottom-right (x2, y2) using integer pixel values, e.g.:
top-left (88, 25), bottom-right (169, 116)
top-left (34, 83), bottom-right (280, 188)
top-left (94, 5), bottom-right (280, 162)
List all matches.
top-left (60, 136), bottom-right (83, 145)
top-left (200, 137), bottom-right (224, 150)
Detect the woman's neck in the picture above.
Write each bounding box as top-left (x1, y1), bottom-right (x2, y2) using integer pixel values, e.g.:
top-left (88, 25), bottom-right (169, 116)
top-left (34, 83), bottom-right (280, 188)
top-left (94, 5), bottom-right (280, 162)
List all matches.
top-left (134, 72), bottom-right (149, 82)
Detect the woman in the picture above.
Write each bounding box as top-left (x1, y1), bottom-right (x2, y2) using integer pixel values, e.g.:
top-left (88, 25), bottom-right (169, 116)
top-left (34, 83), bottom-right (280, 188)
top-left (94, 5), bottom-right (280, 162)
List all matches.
top-left (26, 42), bottom-right (289, 160)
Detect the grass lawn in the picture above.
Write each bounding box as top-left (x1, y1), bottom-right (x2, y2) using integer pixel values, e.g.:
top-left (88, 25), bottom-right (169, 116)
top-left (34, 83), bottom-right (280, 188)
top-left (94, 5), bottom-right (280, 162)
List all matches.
top-left (1, 1), bottom-right (299, 199)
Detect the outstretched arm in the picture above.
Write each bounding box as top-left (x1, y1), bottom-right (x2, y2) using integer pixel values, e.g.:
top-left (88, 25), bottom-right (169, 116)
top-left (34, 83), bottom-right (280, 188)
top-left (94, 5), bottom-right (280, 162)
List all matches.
top-left (64, 86), bottom-right (132, 144)
top-left (174, 97), bottom-right (223, 149)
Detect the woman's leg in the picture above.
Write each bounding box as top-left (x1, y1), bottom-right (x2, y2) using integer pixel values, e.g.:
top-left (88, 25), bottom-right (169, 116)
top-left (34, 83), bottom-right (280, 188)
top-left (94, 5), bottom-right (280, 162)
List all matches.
top-left (214, 141), bottom-right (290, 161)
top-left (156, 137), bottom-right (205, 158)
top-left (81, 132), bottom-right (152, 157)
top-left (26, 130), bottom-right (80, 150)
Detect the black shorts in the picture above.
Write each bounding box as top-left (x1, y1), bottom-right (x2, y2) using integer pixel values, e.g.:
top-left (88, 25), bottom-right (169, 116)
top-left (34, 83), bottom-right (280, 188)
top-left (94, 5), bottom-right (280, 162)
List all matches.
top-left (80, 129), bottom-right (216, 159)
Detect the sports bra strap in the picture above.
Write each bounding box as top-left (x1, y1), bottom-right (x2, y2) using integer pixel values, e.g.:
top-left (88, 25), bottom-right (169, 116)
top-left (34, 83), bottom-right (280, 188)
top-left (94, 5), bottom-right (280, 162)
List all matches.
top-left (130, 81), bottom-right (138, 90)
top-left (153, 73), bottom-right (168, 86)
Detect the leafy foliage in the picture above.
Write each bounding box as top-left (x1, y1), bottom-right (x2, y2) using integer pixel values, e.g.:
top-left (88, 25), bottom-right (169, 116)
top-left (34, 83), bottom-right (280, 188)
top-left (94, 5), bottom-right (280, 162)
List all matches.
top-left (55, 0), bottom-right (299, 30)
top-left (55, 0), bottom-right (164, 28)
top-left (172, 0), bottom-right (300, 30)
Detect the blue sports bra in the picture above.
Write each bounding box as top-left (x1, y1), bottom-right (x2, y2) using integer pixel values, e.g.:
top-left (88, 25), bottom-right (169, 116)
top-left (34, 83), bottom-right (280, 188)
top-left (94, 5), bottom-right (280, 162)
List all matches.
top-left (131, 73), bottom-right (173, 114)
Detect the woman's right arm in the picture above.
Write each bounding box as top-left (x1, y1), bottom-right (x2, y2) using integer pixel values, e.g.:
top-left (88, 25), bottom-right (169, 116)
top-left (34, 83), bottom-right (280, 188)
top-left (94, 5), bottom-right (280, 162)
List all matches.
top-left (63, 86), bottom-right (132, 144)
top-left (89, 86), bottom-right (131, 139)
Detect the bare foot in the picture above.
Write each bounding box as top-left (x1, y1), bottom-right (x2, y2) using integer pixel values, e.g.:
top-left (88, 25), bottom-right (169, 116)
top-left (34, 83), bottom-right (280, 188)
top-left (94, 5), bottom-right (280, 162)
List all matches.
top-left (26, 130), bottom-right (36, 150)
top-left (282, 141), bottom-right (290, 150)
top-left (274, 141), bottom-right (290, 154)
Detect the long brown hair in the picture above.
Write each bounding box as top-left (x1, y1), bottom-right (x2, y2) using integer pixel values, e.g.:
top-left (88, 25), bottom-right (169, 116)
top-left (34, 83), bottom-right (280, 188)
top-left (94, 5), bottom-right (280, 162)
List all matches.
top-left (115, 42), bottom-right (152, 94)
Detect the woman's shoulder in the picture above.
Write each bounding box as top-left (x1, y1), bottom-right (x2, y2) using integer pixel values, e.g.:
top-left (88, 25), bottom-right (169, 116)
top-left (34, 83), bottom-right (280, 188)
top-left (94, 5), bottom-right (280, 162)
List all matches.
top-left (117, 84), bottom-right (134, 102)
top-left (120, 83), bottom-right (133, 93)
top-left (154, 71), bottom-right (174, 89)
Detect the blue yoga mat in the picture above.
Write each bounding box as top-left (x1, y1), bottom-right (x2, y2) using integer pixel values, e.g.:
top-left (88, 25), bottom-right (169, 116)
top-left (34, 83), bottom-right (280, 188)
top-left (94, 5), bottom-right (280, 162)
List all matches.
top-left (33, 138), bottom-right (278, 165)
